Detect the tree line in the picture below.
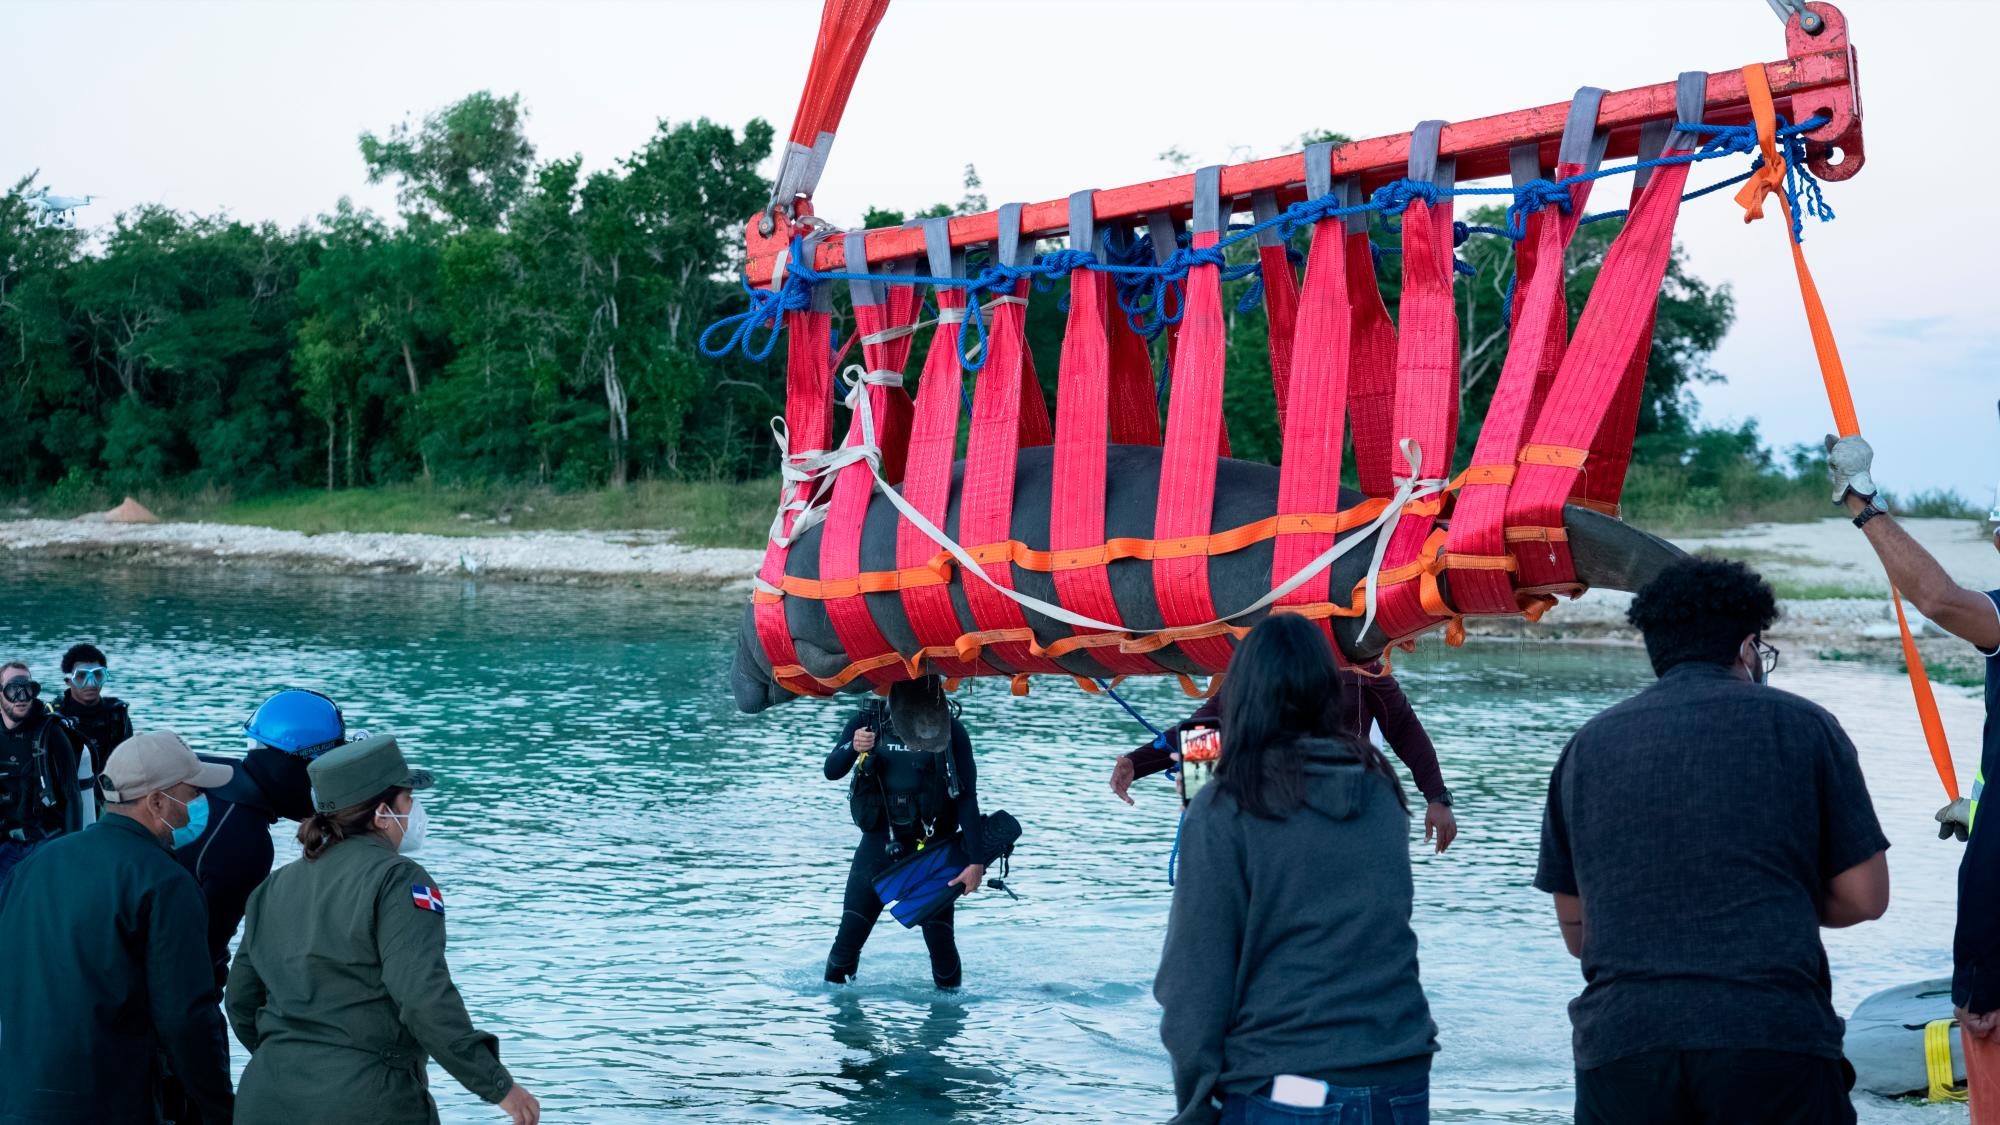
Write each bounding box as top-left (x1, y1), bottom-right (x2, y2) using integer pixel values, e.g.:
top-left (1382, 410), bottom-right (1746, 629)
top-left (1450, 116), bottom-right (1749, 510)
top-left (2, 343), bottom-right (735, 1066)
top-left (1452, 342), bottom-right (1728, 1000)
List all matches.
top-left (2, 95), bottom-right (1743, 504)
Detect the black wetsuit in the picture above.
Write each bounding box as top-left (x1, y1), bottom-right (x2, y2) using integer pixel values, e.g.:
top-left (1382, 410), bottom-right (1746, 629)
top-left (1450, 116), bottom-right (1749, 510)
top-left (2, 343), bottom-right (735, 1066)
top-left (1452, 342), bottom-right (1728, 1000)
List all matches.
top-left (176, 745), bottom-right (316, 986)
top-left (824, 706), bottom-right (981, 988)
top-left (52, 690), bottom-right (132, 776)
top-left (0, 701), bottom-right (84, 885)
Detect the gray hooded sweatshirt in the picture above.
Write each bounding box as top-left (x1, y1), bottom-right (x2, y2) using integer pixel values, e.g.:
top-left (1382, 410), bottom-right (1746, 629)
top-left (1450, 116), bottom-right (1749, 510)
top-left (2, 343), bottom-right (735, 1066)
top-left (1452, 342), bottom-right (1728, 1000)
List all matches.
top-left (1155, 737), bottom-right (1436, 1123)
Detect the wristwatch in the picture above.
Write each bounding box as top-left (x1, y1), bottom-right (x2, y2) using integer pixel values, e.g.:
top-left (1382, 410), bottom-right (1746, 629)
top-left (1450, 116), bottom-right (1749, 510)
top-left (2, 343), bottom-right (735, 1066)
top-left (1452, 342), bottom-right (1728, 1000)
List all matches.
top-left (1852, 503), bottom-right (1887, 530)
top-left (1428, 787), bottom-right (1453, 808)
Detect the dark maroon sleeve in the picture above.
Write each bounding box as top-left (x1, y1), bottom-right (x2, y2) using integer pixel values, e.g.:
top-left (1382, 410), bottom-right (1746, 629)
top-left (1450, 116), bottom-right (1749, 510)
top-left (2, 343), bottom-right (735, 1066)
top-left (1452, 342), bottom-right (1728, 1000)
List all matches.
top-left (1360, 675), bottom-right (1447, 802)
top-left (1124, 697), bottom-right (1222, 780)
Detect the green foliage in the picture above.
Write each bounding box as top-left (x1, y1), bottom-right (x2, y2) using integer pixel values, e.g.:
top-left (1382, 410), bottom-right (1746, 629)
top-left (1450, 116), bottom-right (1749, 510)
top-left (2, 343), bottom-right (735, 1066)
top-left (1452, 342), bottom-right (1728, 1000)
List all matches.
top-left (0, 97), bottom-right (777, 502)
top-left (1886, 489), bottom-right (1983, 519)
top-left (1, 106), bottom-right (1796, 535)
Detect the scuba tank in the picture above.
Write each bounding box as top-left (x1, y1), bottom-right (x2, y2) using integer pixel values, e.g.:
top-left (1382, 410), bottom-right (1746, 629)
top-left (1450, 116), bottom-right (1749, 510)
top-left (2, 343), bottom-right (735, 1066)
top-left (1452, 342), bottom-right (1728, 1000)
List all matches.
top-left (1175, 725), bottom-right (1221, 807)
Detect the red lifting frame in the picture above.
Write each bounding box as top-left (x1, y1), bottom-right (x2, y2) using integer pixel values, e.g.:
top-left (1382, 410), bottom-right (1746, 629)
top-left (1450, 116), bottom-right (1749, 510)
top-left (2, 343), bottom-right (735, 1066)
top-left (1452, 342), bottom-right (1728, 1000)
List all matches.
top-left (745, 3), bottom-right (1860, 286)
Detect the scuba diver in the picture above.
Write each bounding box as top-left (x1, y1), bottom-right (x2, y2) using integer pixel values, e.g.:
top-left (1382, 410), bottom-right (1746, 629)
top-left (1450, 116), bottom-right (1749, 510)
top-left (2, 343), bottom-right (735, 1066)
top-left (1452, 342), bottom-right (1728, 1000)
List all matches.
top-left (52, 642), bottom-right (133, 799)
top-left (178, 689), bottom-right (346, 983)
top-left (0, 661), bottom-right (84, 887)
top-left (824, 676), bottom-right (996, 990)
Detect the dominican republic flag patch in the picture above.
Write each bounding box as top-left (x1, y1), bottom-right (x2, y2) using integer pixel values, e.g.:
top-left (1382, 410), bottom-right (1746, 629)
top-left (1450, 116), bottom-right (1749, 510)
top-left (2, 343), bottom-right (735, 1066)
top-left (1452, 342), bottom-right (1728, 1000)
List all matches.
top-left (411, 885), bottom-right (446, 915)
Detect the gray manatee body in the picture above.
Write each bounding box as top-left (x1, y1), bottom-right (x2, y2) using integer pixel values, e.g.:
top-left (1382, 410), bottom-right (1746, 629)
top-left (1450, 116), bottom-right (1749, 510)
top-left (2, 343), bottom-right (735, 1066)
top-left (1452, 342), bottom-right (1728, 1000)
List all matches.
top-left (731, 443), bottom-right (1681, 713)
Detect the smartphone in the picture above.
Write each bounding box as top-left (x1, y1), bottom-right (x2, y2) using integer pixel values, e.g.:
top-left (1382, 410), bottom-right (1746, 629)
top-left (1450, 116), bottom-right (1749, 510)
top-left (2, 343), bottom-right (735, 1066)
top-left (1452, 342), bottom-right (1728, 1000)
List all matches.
top-left (1176, 726), bottom-right (1221, 807)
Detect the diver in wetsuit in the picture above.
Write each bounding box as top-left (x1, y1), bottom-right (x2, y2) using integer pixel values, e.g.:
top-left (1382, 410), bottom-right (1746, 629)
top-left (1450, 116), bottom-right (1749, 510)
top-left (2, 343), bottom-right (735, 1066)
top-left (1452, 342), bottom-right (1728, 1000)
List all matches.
top-left (824, 677), bottom-right (987, 989)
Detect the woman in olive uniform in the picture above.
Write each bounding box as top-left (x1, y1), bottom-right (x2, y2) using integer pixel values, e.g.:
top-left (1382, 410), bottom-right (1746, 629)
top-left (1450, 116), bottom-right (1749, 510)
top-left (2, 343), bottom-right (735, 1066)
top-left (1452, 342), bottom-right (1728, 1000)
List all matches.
top-left (224, 735), bottom-right (541, 1125)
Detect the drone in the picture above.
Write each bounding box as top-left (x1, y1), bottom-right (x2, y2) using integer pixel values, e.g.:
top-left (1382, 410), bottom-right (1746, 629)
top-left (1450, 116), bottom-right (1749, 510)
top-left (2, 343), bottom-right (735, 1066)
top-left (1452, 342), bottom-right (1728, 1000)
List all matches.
top-left (17, 186), bottom-right (95, 229)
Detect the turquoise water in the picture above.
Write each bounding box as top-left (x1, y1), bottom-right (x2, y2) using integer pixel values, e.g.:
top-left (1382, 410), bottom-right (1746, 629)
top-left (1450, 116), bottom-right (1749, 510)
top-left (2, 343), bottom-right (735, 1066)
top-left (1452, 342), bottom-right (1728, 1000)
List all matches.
top-left (4, 557), bottom-right (1983, 1123)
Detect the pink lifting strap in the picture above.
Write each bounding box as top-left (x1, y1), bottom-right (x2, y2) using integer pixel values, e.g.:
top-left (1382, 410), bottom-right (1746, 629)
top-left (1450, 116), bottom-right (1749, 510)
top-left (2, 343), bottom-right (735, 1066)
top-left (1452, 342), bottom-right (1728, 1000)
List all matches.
top-left (1271, 147), bottom-right (1360, 636)
top-left (1446, 90), bottom-right (1606, 614)
top-left (818, 230), bottom-right (921, 686)
top-left (752, 238), bottom-right (838, 697)
top-left (957, 204), bottom-right (1067, 674)
top-left (893, 220), bottom-right (988, 678)
top-left (1509, 72), bottom-right (1709, 592)
top-left (1051, 192), bottom-right (1168, 677)
top-left (1345, 217), bottom-right (1399, 499)
top-left (1372, 124), bottom-right (1462, 642)
top-left (1149, 167), bottom-right (1238, 674)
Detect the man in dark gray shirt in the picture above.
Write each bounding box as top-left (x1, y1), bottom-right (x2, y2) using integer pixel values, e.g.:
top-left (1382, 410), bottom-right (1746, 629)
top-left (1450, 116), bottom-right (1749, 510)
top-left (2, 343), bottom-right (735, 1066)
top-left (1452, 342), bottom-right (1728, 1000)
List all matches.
top-left (1535, 557), bottom-right (1890, 1124)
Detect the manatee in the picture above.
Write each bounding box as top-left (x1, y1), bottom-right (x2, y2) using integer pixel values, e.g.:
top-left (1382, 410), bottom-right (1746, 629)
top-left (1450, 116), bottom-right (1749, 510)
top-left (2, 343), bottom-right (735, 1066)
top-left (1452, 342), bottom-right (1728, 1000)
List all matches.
top-left (730, 443), bottom-right (1683, 713)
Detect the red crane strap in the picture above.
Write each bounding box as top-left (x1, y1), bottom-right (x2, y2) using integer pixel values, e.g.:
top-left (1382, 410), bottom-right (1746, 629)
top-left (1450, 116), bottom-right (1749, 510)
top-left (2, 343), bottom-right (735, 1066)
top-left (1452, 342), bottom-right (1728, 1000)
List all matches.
top-left (892, 219), bottom-right (986, 678)
top-left (1345, 185), bottom-right (1399, 499)
top-left (1052, 191), bottom-right (1170, 677)
top-left (1272, 142), bottom-right (1360, 636)
top-left (771, 0), bottom-right (892, 215)
top-left (1252, 188), bottom-right (1302, 436)
top-left (958, 203), bottom-right (1067, 676)
top-left (1736, 61), bottom-right (1958, 800)
top-left (1374, 122), bottom-right (1462, 643)
top-left (1575, 117), bottom-right (1675, 517)
top-left (751, 239), bottom-right (839, 697)
top-left (1507, 71), bottom-right (1709, 592)
top-left (1446, 88), bottom-right (1607, 615)
top-left (1150, 166), bottom-right (1239, 674)
top-left (818, 230), bottom-right (921, 687)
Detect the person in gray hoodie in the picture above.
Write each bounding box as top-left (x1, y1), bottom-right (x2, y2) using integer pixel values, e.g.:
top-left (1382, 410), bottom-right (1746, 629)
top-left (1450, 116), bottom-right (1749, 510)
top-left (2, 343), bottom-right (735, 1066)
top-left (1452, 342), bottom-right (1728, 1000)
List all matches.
top-left (1155, 614), bottom-right (1438, 1124)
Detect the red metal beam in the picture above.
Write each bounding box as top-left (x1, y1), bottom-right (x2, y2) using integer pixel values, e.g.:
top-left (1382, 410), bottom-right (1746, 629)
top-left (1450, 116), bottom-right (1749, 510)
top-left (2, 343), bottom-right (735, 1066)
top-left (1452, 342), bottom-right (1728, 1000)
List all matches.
top-left (744, 2), bottom-right (1860, 287)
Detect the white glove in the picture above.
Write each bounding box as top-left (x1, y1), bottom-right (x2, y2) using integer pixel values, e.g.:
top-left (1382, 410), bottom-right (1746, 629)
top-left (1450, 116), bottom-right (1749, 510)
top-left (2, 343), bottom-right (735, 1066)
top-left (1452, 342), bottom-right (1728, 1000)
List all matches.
top-left (1938, 797), bottom-right (1973, 842)
top-left (1825, 434), bottom-right (1878, 505)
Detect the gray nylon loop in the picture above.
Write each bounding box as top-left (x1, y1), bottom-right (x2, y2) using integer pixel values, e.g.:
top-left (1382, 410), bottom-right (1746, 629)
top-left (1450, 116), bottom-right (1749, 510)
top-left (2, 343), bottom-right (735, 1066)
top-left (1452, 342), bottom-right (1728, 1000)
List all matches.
top-left (1667, 71), bottom-right (1709, 153)
top-left (799, 132), bottom-right (836, 197)
top-left (1560, 87), bottom-right (1611, 171)
top-left (1147, 212), bottom-right (1179, 265)
top-left (1251, 190), bottom-right (1282, 248)
top-left (1408, 120), bottom-right (1446, 186)
top-left (1510, 145), bottom-right (1544, 190)
top-left (923, 217), bottom-right (962, 281)
top-left (844, 230), bottom-right (881, 309)
top-left (1304, 142), bottom-right (1334, 200)
top-left (1336, 177), bottom-right (1367, 235)
top-left (802, 229), bottom-right (834, 314)
top-left (1193, 165), bottom-right (1224, 235)
top-left (998, 202), bottom-right (1034, 268)
top-left (1633, 119), bottom-right (1674, 188)
top-left (1434, 156), bottom-right (1457, 193)
top-left (1068, 190), bottom-right (1096, 255)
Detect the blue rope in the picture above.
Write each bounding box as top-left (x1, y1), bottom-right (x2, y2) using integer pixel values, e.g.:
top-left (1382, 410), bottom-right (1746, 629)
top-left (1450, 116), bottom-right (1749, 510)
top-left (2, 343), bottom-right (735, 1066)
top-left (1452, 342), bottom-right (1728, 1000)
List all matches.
top-left (704, 116), bottom-right (1834, 362)
top-left (1167, 807), bottom-right (1185, 887)
top-left (1095, 678), bottom-right (1169, 748)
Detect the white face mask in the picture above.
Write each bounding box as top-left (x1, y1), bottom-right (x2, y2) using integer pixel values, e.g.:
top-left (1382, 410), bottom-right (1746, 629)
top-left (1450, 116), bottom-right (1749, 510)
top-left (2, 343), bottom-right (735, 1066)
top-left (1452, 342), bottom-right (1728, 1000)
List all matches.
top-left (380, 796), bottom-right (428, 854)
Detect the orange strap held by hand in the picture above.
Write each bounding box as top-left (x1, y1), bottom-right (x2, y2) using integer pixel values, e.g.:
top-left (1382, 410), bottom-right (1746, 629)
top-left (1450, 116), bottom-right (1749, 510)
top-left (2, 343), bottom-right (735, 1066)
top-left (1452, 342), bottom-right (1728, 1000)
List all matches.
top-left (1737, 63), bottom-right (1957, 800)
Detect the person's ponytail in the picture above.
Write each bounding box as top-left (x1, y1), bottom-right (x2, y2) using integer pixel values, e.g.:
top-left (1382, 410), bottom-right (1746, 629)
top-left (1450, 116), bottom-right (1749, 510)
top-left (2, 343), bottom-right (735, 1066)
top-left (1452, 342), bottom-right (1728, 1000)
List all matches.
top-left (297, 786), bottom-right (407, 861)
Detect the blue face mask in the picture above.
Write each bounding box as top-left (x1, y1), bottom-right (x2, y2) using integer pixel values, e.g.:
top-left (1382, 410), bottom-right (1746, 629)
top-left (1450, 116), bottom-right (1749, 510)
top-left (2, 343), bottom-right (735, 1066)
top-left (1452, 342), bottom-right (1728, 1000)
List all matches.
top-left (164, 793), bottom-right (209, 849)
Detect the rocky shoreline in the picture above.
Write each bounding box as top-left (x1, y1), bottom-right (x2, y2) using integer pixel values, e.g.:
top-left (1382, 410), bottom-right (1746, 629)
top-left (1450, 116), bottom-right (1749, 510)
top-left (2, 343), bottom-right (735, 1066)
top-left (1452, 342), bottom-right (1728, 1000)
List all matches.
top-left (2, 513), bottom-right (1990, 681)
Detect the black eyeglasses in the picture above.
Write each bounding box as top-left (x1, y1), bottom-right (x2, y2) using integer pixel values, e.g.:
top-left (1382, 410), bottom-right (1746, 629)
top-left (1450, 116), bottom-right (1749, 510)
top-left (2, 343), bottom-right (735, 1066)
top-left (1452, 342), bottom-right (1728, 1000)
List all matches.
top-left (1752, 637), bottom-right (1781, 676)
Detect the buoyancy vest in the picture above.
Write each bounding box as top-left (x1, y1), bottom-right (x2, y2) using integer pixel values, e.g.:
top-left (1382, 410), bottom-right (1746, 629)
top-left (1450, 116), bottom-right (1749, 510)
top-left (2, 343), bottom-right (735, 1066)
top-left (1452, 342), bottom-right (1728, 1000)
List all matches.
top-left (0, 711), bottom-right (67, 841)
top-left (848, 710), bottom-right (958, 839)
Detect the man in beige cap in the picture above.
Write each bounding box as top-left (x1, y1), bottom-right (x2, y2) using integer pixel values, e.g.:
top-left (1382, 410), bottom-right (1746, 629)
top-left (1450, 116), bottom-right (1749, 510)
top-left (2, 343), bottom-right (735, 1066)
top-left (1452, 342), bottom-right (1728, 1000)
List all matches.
top-left (0, 730), bottom-right (234, 1124)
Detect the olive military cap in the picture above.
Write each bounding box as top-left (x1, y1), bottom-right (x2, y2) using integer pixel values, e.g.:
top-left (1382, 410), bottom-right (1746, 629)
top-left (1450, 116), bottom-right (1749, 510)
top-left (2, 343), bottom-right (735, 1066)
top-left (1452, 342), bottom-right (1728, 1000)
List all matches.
top-left (307, 734), bottom-right (434, 813)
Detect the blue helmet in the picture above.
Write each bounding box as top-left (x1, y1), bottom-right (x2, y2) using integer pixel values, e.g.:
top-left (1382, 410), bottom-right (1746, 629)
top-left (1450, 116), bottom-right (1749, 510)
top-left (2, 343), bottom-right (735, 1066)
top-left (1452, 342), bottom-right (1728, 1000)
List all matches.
top-left (244, 690), bottom-right (347, 758)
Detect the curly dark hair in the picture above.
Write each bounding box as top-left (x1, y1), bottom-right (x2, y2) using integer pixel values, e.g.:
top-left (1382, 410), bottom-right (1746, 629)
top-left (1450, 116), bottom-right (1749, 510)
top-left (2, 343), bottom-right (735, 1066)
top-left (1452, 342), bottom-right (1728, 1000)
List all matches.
top-left (62, 643), bottom-right (106, 674)
top-left (1626, 558), bottom-right (1780, 676)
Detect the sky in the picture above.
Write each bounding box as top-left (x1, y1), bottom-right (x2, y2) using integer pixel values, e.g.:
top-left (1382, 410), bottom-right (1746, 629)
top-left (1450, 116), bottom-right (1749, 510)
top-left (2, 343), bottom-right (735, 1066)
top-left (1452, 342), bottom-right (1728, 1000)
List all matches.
top-left (7, 0), bottom-right (1995, 505)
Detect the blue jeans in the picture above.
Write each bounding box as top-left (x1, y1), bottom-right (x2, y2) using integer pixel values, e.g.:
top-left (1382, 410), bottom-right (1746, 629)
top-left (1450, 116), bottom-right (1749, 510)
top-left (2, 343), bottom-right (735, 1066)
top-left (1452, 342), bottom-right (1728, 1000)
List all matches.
top-left (1220, 1078), bottom-right (1429, 1124)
